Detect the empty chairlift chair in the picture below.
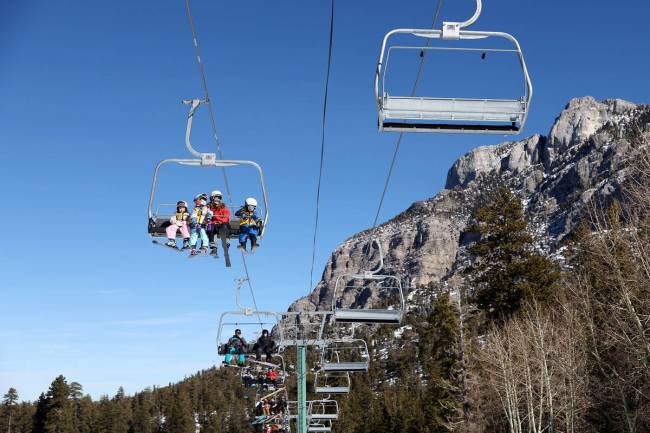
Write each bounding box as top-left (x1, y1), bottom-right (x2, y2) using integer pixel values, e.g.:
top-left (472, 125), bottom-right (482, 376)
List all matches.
top-left (374, 0), bottom-right (532, 134)
top-left (331, 273), bottom-right (405, 325)
top-left (307, 419), bottom-right (333, 433)
top-left (320, 339), bottom-right (369, 372)
top-left (147, 99), bottom-right (269, 240)
top-left (275, 311), bottom-right (330, 350)
top-left (308, 400), bottom-right (339, 421)
top-left (314, 371), bottom-right (351, 394)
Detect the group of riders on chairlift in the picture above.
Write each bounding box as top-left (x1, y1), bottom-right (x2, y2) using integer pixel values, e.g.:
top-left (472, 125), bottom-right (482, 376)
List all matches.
top-left (164, 190), bottom-right (261, 255)
top-left (222, 329), bottom-right (288, 432)
top-left (223, 328), bottom-right (277, 366)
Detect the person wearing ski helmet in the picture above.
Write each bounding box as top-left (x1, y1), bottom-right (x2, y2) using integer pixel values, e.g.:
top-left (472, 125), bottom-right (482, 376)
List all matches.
top-left (235, 197), bottom-right (260, 252)
top-left (189, 193), bottom-right (213, 255)
top-left (207, 190), bottom-right (231, 257)
top-left (165, 200), bottom-right (191, 249)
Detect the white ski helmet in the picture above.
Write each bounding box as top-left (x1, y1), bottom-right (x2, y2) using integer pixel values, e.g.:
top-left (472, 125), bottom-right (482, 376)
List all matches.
top-left (194, 194), bottom-right (207, 205)
top-left (210, 190), bottom-right (223, 199)
top-left (245, 197), bottom-right (258, 207)
top-left (176, 200), bottom-right (188, 209)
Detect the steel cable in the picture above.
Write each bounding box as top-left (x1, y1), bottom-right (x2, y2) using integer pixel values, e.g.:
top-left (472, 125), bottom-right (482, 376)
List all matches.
top-left (183, 0), bottom-right (263, 328)
top-left (309, 0), bottom-right (336, 293)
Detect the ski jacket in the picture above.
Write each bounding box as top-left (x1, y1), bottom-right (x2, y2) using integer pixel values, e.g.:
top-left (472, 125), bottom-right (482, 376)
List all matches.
top-left (191, 205), bottom-right (213, 226)
top-left (227, 335), bottom-right (247, 349)
top-left (208, 203), bottom-right (231, 225)
top-left (170, 211), bottom-right (189, 227)
top-left (235, 207), bottom-right (259, 227)
top-left (255, 335), bottom-right (275, 351)
top-left (266, 370), bottom-right (279, 381)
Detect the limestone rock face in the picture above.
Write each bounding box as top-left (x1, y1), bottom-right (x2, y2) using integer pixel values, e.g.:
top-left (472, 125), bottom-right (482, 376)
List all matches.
top-left (290, 97), bottom-right (646, 312)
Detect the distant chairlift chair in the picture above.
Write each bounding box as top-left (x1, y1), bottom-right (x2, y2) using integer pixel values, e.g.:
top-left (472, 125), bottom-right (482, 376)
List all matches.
top-left (308, 400), bottom-right (339, 421)
top-left (320, 339), bottom-right (370, 372)
top-left (331, 240), bottom-right (405, 325)
top-left (314, 371), bottom-right (351, 394)
top-left (374, 0), bottom-right (532, 134)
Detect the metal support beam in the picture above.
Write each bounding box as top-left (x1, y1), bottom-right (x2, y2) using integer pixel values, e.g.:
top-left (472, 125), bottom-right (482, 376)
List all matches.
top-left (297, 345), bottom-right (308, 433)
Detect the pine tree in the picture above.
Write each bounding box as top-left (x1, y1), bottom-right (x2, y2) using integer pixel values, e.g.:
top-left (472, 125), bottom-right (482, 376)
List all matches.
top-left (418, 293), bottom-right (464, 432)
top-left (165, 388), bottom-right (194, 433)
top-left (466, 187), bottom-right (560, 320)
top-left (131, 390), bottom-right (155, 433)
top-left (32, 393), bottom-right (48, 433)
top-left (75, 396), bottom-right (95, 433)
top-left (2, 388), bottom-right (18, 433)
top-left (39, 375), bottom-right (75, 433)
top-left (110, 387), bottom-right (131, 433)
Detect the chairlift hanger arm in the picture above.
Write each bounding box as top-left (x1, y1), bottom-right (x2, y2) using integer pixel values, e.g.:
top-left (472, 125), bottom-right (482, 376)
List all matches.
top-left (183, 98), bottom-right (209, 158)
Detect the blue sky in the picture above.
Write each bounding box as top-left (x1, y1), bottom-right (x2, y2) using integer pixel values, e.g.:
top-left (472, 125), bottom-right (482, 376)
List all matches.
top-left (1, 0), bottom-right (649, 401)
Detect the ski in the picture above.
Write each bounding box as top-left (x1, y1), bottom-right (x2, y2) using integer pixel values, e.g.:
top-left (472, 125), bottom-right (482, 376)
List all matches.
top-left (151, 240), bottom-right (184, 253)
top-left (248, 359), bottom-right (281, 369)
top-left (220, 232), bottom-right (232, 267)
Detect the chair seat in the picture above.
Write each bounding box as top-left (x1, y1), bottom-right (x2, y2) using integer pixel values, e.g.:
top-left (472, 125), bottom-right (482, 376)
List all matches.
top-left (314, 386), bottom-right (350, 394)
top-left (381, 96), bottom-right (525, 134)
top-left (333, 309), bottom-right (402, 324)
top-left (309, 414), bottom-right (338, 421)
top-left (148, 217), bottom-right (251, 239)
top-left (308, 427), bottom-right (331, 433)
top-left (322, 362), bottom-right (368, 372)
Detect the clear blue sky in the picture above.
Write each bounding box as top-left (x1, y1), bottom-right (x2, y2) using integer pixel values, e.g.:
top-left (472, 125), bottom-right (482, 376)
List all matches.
top-left (1, 0), bottom-right (649, 401)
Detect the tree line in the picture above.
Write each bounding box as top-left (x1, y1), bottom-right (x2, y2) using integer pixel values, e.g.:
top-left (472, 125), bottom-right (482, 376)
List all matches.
top-left (1, 368), bottom-right (251, 433)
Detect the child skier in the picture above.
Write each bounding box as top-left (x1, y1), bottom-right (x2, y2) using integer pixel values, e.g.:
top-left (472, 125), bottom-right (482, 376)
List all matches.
top-left (165, 200), bottom-right (190, 249)
top-left (207, 190), bottom-right (231, 257)
top-left (235, 197), bottom-right (260, 253)
top-left (189, 193), bottom-right (213, 255)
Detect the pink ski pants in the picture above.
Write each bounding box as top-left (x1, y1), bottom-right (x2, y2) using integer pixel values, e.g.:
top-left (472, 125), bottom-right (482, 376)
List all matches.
top-left (166, 224), bottom-right (190, 239)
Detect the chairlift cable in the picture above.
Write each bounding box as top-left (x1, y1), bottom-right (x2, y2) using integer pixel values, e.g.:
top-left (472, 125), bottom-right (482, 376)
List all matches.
top-left (365, 0), bottom-right (444, 264)
top-left (309, 0), bottom-right (336, 293)
top-left (183, 0), bottom-right (263, 329)
top-left (183, 0), bottom-right (232, 199)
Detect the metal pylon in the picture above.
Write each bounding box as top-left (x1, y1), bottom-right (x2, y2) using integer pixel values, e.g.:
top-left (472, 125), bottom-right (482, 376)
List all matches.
top-left (297, 345), bottom-right (308, 433)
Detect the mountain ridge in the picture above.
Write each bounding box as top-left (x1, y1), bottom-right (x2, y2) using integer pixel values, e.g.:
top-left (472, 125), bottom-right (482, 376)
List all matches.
top-left (290, 96), bottom-right (647, 313)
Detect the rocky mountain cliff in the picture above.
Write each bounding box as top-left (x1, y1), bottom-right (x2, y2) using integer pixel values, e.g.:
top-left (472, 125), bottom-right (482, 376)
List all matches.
top-left (291, 97), bottom-right (649, 312)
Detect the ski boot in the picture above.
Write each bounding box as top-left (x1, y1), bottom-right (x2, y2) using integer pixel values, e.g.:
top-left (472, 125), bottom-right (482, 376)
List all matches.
top-left (250, 241), bottom-right (259, 254)
top-left (237, 243), bottom-right (247, 253)
top-left (182, 239), bottom-right (190, 249)
top-left (199, 246), bottom-right (208, 255)
top-left (190, 248), bottom-right (198, 256)
top-left (165, 240), bottom-right (176, 248)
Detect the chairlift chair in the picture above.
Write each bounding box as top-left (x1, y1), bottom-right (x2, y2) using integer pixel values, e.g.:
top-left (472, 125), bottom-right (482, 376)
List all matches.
top-left (308, 400), bottom-right (339, 421)
top-left (313, 371), bottom-right (351, 394)
top-left (331, 240), bottom-right (405, 325)
top-left (374, 0), bottom-right (532, 134)
top-left (320, 339), bottom-right (370, 372)
top-left (148, 99), bottom-right (269, 240)
top-left (331, 273), bottom-right (405, 325)
top-left (216, 310), bottom-right (281, 358)
top-left (307, 419), bottom-right (333, 433)
top-left (275, 311), bottom-right (330, 349)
